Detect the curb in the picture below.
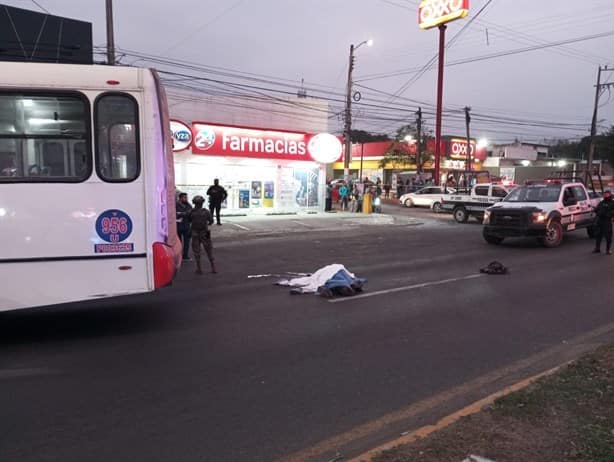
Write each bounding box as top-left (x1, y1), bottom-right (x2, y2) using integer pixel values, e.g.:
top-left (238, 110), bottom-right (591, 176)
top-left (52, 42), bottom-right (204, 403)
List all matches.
top-left (348, 364), bottom-right (565, 462)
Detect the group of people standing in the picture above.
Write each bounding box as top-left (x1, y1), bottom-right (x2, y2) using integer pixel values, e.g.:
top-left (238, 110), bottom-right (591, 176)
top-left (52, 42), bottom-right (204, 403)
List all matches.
top-left (176, 179), bottom-right (228, 274)
top-left (326, 177), bottom-right (386, 213)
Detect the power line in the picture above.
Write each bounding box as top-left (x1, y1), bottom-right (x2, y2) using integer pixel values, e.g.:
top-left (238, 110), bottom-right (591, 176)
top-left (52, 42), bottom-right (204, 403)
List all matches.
top-left (30, 0), bottom-right (49, 14)
top-left (358, 29), bottom-right (614, 81)
top-left (161, 0), bottom-right (247, 55)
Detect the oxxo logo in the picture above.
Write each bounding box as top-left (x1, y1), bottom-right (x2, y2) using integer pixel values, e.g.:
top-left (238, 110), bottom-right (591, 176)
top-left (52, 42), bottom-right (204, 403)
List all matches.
top-left (170, 120), bottom-right (193, 152)
top-left (194, 126), bottom-right (216, 151)
top-left (419, 0), bottom-right (468, 29)
top-left (451, 141), bottom-right (475, 156)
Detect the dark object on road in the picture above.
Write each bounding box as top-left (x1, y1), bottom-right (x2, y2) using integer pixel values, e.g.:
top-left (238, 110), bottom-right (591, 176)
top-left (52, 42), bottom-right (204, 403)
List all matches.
top-left (479, 261), bottom-right (508, 275)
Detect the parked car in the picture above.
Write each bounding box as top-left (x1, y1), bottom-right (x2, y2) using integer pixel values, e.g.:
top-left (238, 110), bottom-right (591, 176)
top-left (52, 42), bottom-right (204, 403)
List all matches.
top-left (399, 186), bottom-right (455, 212)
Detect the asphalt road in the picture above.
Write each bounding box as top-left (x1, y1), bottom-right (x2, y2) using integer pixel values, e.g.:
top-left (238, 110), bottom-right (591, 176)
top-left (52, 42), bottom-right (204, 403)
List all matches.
top-left (3, 204), bottom-right (614, 462)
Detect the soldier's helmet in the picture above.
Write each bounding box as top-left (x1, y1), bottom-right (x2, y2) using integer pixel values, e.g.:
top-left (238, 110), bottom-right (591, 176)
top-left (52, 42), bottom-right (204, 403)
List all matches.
top-left (192, 195), bottom-right (205, 205)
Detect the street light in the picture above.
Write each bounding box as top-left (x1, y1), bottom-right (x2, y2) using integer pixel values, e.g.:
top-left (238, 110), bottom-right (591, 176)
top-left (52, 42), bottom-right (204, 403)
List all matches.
top-left (344, 39), bottom-right (373, 182)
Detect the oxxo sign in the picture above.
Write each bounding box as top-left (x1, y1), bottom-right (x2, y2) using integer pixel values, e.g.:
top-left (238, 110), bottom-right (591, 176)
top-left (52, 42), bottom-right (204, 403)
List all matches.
top-left (419, 0), bottom-right (469, 30)
top-left (449, 139), bottom-right (475, 158)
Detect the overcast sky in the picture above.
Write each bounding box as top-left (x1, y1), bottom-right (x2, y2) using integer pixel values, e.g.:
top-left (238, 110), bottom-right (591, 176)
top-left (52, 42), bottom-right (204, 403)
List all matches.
top-left (6, 0), bottom-right (614, 144)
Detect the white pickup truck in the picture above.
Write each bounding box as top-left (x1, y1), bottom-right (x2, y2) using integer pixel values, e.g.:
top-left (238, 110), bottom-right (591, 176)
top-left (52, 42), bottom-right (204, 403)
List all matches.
top-left (440, 183), bottom-right (511, 223)
top-left (482, 180), bottom-right (601, 247)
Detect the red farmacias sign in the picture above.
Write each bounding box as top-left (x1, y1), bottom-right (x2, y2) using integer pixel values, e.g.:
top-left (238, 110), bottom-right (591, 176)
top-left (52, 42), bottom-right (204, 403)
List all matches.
top-left (191, 122), bottom-right (342, 163)
top-left (419, 0), bottom-right (469, 30)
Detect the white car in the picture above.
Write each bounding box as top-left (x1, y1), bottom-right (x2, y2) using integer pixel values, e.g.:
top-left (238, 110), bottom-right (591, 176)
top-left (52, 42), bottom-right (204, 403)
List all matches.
top-left (399, 186), bottom-right (455, 212)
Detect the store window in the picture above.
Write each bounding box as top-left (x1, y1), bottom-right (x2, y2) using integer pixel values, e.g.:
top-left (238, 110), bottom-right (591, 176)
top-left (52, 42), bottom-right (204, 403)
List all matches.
top-left (293, 167), bottom-right (320, 208)
top-left (0, 93), bottom-right (90, 182)
top-left (95, 94), bottom-right (140, 182)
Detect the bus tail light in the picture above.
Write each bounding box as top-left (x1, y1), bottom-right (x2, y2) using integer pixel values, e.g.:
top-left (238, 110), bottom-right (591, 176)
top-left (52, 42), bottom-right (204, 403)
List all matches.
top-left (153, 242), bottom-right (176, 288)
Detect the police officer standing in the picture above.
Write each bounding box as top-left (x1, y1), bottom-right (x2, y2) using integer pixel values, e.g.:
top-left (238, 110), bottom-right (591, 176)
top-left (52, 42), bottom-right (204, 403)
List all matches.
top-left (176, 192), bottom-right (192, 260)
top-left (206, 178), bottom-right (228, 225)
top-left (189, 195), bottom-right (217, 274)
top-left (593, 190), bottom-right (614, 255)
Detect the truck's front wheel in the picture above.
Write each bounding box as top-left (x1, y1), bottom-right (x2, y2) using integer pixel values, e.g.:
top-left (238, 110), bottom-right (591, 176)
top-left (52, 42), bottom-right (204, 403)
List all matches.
top-left (453, 206), bottom-right (469, 223)
top-left (539, 220), bottom-right (563, 248)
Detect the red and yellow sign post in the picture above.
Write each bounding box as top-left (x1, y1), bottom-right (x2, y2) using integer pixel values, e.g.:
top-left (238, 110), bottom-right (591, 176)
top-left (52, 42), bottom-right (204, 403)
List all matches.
top-left (418, 0), bottom-right (469, 184)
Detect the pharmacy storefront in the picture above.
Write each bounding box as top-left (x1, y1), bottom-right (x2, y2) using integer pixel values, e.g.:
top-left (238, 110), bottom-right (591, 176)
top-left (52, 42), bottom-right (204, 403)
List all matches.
top-left (171, 121), bottom-right (342, 215)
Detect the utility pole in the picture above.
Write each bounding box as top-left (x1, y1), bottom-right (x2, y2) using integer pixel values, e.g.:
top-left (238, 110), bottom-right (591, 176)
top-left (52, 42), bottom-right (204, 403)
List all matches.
top-left (465, 106), bottom-right (472, 180)
top-left (586, 65), bottom-right (614, 187)
top-left (416, 107), bottom-right (423, 173)
top-left (343, 44), bottom-right (355, 183)
top-left (106, 0), bottom-right (116, 65)
top-left (434, 24), bottom-right (447, 186)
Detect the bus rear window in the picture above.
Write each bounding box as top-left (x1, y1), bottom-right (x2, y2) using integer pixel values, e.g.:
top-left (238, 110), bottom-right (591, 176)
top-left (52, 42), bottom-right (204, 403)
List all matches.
top-left (0, 93), bottom-right (91, 182)
top-left (95, 94), bottom-right (140, 182)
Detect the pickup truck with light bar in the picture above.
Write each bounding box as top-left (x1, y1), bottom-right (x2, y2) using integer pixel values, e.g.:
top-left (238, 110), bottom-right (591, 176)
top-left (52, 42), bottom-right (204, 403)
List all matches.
top-left (440, 183), bottom-right (512, 223)
top-left (482, 180), bottom-right (600, 248)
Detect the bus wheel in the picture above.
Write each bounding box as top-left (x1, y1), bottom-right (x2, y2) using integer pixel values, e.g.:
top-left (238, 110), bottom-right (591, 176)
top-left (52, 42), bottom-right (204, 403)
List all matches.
top-left (453, 206), bottom-right (469, 223)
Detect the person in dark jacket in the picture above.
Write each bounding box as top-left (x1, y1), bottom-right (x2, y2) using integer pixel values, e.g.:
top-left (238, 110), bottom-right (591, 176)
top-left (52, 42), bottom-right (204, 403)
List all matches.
top-left (176, 192), bottom-right (193, 260)
top-left (206, 178), bottom-right (228, 225)
top-left (593, 190), bottom-right (614, 254)
top-left (189, 195), bottom-right (217, 274)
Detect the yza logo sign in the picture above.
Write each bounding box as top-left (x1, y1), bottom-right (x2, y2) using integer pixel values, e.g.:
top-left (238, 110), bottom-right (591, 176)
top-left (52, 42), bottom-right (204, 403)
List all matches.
top-left (170, 120), bottom-right (193, 152)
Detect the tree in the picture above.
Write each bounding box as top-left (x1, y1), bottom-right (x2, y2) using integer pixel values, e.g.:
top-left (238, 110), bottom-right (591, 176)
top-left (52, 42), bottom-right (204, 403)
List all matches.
top-left (594, 125), bottom-right (614, 164)
top-left (378, 124), bottom-right (434, 173)
top-left (550, 139), bottom-right (581, 159)
top-left (350, 129), bottom-right (390, 143)
top-left (550, 126), bottom-right (614, 164)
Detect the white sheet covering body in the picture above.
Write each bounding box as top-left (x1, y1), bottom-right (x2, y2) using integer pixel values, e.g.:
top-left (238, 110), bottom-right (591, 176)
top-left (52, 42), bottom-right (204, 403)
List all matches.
top-left (276, 264), bottom-right (355, 293)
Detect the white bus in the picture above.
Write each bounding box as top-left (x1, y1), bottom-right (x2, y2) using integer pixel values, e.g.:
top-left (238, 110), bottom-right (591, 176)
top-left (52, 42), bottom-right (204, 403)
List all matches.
top-left (0, 62), bottom-right (182, 312)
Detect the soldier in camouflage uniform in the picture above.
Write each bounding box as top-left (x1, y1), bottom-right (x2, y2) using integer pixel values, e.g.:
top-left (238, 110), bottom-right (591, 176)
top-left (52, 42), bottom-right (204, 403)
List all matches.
top-left (189, 195), bottom-right (217, 274)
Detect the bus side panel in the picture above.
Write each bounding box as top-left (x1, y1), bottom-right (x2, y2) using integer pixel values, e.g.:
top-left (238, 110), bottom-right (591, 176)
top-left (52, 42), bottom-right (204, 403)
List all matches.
top-left (0, 181), bottom-right (147, 259)
top-left (0, 259), bottom-right (149, 311)
top-left (0, 180), bottom-right (150, 311)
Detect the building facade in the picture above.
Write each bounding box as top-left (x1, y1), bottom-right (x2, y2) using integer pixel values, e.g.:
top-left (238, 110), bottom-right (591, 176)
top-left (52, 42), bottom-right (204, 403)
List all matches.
top-left (167, 89), bottom-right (339, 215)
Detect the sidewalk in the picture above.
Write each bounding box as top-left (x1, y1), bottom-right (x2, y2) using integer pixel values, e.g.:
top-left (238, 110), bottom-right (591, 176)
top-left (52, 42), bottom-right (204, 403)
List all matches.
top-left (210, 209), bottom-right (422, 242)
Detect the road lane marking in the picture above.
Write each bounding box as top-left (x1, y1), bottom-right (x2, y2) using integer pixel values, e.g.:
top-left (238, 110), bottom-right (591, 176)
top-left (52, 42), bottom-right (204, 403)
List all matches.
top-left (291, 220), bottom-right (314, 228)
top-left (328, 273), bottom-right (485, 303)
top-left (231, 223), bottom-right (250, 230)
top-left (0, 368), bottom-right (59, 380)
